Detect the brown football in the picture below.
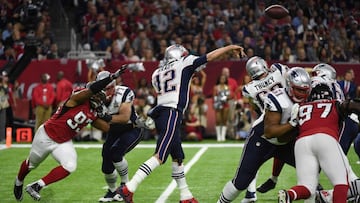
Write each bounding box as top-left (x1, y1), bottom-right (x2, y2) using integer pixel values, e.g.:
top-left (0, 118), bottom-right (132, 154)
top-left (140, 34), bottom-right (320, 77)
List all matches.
top-left (265, 5), bottom-right (289, 19)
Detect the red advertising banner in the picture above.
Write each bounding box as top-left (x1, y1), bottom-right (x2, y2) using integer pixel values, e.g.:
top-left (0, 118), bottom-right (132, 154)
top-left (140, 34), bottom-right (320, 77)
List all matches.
top-left (0, 59), bottom-right (359, 99)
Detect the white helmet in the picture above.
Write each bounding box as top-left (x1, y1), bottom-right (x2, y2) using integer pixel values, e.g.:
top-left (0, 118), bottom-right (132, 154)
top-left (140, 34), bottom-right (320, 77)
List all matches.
top-left (312, 63), bottom-right (336, 80)
top-left (96, 71), bottom-right (115, 87)
top-left (245, 56), bottom-right (268, 79)
top-left (285, 67), bottom-right (311, 103)
top-left (164, 44), bottom-right (189, 63)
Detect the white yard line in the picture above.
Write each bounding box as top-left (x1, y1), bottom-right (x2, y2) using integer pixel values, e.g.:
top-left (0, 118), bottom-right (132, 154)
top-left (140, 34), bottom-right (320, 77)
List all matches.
top-left (155, 146), bottom-right (209, 203)
top-left (0, 143), bottom-right (244, 149)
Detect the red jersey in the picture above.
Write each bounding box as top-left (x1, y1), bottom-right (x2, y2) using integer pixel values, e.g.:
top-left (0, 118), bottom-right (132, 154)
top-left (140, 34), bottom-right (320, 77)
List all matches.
top-left (31, 83), bottom-right (56, 108)
top-left (298, 100), bottom-right (340, 140)
top-left (44, 101), bottom-right (98, 143)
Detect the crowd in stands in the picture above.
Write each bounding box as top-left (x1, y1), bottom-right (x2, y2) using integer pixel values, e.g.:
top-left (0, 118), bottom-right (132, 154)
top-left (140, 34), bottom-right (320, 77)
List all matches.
top-left (75, 0), bottom-right (360, 64)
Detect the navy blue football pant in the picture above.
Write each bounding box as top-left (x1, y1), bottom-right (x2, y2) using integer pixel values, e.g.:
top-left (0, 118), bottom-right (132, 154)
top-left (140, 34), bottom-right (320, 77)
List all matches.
top-left (339, 116), bottom-right (360, 155)
top-left (102, 123), bottom-right (143, 174)
top-left (148, 106), bottom-right (185, 164)
top-left (232, 121), bottom-right (295, 190)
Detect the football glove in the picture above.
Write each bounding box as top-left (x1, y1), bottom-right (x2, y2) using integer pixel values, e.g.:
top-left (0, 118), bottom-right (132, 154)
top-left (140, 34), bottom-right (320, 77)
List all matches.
top-left (289, 103), bottom-right (299, 127)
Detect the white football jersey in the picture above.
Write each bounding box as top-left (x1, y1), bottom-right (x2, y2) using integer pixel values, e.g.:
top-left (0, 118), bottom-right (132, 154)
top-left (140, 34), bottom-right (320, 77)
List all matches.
top-left (151, 55), bottom-right (207, 113)
top-left (262, 88), bottom-right (294, 145)
top-left (242, 63), bottom-right (288, 113)
top-left (106, 85), bottom-right (135, 124)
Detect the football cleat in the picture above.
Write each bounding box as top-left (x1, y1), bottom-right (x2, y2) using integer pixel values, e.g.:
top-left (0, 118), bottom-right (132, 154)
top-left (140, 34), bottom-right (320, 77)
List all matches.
top-left (315, 190), bottom-right (332, 203)
top-left (257, 178), bottom-right (276, 193)
top-left (117, 185), bottom-right (133, 203)
top-left (99, 189), bottom-right (123, 202)
top-left (13, 180), bottom-right (23, 201)
top-left (278, 190), bottom-right (291, 203)
top-left (241, 190), bottom-right (257, 203)
top-left (179, 197), bottom-right (199, 203)
top-left (25, 182), bottom-right (42, 201)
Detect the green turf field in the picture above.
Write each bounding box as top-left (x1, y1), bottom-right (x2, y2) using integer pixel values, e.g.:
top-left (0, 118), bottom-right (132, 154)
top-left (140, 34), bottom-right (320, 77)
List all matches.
top-left (1, 141), bottom-right (359, 202)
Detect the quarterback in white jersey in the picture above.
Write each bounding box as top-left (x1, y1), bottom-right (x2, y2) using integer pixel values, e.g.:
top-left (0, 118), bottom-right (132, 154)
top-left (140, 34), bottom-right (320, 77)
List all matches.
top-left (119, 44), bottom-right (245, 203)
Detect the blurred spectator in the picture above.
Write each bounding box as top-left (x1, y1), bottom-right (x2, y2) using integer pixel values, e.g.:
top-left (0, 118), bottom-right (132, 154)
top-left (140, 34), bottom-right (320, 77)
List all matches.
top-left (46, 43), bottom-right (61, 59)
top-left (279, 46), bottom-right (296, 63)
top-left (140, 48), bottom-right (156, 61)
top-left (150, 5), bottom-right (168, 33)
top-left (234, 102), bottom-right (253, 140)
top-left (338, 69), bottom-right (357, 100)
top-left (1, 71), bottom-right (16, 135)
top-left (31, 73), bottom-right (55, 131)
top-left (55, 71), bottom-right (73, 107)
top-left (124, 47), bottom-right (140, 61)
top-left (184, 105), bottom-right (204, 142)
top-left (331, 45), bottom-right (347, 62)
top-left (135, 95), bottom-right (154, 140)
top-left (0, 72), bottom-right (11, 143)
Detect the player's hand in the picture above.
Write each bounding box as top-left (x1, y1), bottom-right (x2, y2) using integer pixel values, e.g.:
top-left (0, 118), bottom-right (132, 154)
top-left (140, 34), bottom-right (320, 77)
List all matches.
top-left (231, 45), bottom-right (246, 58)
top-left (111, 65), bottom-right (127, 79)
top-left (289, 103), bottom-right (299, 127)
top-left (135, 116), bottom-right (156, 130)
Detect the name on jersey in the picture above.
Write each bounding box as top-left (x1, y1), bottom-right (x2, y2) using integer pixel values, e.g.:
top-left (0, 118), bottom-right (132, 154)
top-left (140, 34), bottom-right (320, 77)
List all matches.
top-left (254, 76), bottom-right (275, 91)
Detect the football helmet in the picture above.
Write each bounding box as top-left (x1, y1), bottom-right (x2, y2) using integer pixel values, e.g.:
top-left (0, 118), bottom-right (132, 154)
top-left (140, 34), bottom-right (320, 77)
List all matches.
top-left (309, 76), bottom-right (333, 101)
top-left (312, 63), bottom-right (336, 80)
top-left (90, 90), bottom-right (106, 110)
top-left (245, 56), bottom-right (269, 79)
top-left (164, 44), bottom-right (189, 63)
top-left (96, 71), bottom-right (116, 100)
top-left (285, 67), bottom-right (311, 103)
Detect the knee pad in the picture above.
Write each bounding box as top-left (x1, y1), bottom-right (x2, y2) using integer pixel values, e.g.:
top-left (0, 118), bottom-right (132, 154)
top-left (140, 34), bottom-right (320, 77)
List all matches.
top-left (62, 161), bottom-right (77, 173)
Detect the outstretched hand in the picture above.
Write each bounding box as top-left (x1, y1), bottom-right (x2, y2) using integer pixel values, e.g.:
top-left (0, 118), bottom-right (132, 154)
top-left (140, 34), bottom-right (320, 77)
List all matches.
top-left (232, 46), bottom-right (247, 59)
top-left (111, 65), bottom-right (128, 79)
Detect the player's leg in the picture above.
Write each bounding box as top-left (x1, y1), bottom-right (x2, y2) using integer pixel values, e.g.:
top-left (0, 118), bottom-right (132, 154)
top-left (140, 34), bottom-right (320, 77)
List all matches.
top-left (317, 136), bottom-right (348, 203)
top-left (281, 137), bottom-right (316, 201)
top-left (100, 132), bottom-right (120, 202)
top-left (257, 158), bottom-right (284, 193)
top-left (119, 108), bottom-right (177, 202)
top-left (217, 123), bottom-right (275, 203)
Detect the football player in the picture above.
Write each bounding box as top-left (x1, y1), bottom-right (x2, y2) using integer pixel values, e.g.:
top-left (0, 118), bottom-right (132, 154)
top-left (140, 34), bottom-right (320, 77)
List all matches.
top-left (278, 77), bottom-right (360, 203)
top-left (13, 68), bottom-right (125, 201)
top-left (240, 56), bottom-right (288, 202)
top-left (217, 67), bottom-right (311, 203)
top-left (118, 44), bottom-right (246, 203)
top-left (97, 70), bottom-right (154, 202)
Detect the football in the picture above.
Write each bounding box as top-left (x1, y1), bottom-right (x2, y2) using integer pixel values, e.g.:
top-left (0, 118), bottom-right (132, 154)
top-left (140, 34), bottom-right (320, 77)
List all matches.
top-left (264, 4), bottom-right (289, 19)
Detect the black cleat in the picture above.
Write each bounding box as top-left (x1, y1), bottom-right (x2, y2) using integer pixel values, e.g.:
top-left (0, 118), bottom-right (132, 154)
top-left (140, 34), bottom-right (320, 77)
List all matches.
top-left (25, 182), bottom-right (42, 201)
top-left (13, 180), bottom-right (23, 201)
top-left (257, 178), bottom-right (276, 193)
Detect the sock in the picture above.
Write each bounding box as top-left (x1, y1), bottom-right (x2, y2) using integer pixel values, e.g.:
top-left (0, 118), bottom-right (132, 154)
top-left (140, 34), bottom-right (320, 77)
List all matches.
top-left (114, 158), bottom-right (128, 183)
top-left (218, 181), bottom-right (241, 203)
top-left (127, 156), bottom-right (160, 192)
top-left (17, 159), bottom-right (31, 183)
top-left (216, 126), bottom-right (221, 141)
top-left (172, 162), bottom-right (192, 200)
top-left (272, 158), bottom-right (284, 178)
top-left (247, 176), bottom-right (257, 193)
top-left (42, 166), bottom-right (70, 186)
top-left (105, 170), bottom-right (118, 192)
top-left (333, 184), bottom-right (348, 203)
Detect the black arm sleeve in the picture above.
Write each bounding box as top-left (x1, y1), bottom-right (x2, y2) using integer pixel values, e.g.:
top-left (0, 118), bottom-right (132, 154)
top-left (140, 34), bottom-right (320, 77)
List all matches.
top-left (89, 76), bottom-right (113, 94)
